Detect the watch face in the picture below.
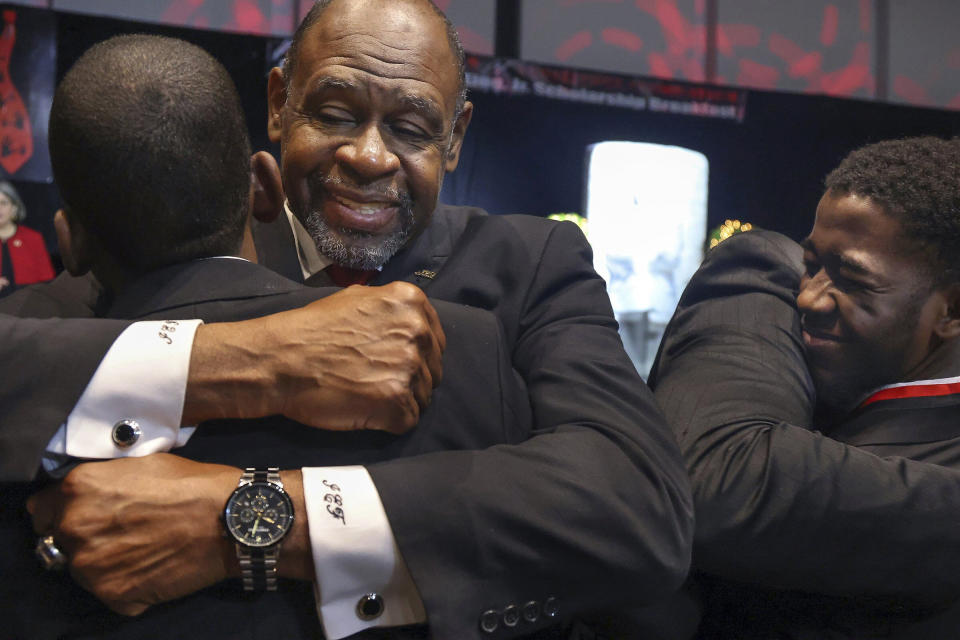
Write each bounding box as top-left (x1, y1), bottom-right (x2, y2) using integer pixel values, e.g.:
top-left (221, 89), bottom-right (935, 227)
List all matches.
top-left (224, 483), bottom-right (294, 547)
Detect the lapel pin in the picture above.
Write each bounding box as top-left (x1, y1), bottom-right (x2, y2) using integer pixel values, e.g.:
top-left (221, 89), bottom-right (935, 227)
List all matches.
top-left (414, 269), bottom-right (436, 280)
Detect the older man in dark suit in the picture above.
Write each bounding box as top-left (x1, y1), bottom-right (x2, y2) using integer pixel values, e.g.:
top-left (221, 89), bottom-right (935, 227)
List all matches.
top-left (9, 3), bottom-right (693, 638)
top-left (650, 136), bottom-right (960, 638)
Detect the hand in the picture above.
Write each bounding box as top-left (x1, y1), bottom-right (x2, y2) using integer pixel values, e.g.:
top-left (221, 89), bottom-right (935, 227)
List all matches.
top-left (27, 454), bottom-right (240, 616)
top-left (0, 276), bottom-right (9, 290)
top-left (183, 281), bottom-right (445, 434)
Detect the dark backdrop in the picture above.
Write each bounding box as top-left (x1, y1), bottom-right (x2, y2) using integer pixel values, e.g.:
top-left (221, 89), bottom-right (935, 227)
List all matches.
top-left (442, 87), bottom-right (960, 242)
top-left (10, 6), bottom-right (960, 266)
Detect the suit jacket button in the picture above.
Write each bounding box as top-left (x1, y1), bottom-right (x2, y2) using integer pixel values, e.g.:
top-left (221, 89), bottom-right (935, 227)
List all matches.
top-left (502, 604), bottom-right (520, 627)
top-left (356, 593), bottom-right (384, 620)
top-left (522, 601), bottom-right (540, 623)
top-left (112, 420), bottom-right (142, 448)
top-left (480, 609), bottom-right (500, 633)
top-left (543, 596), bottom-right (560, 618)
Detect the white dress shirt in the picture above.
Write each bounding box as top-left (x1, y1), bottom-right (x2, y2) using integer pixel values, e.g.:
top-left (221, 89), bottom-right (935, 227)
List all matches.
top-left (44, 243), bottom-right (425, 637)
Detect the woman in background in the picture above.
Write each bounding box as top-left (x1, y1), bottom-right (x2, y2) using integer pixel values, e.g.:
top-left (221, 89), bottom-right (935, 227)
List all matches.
top-left (0, 180), bottom-right (54, 296)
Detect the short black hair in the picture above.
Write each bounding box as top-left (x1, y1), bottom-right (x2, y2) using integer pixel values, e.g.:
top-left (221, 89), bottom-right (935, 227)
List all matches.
top-left (825, 136), bottom-right (960, 286)
top-left (48, 34), bottom-right (252, 273)
top-left (282, 0), bottom-right (467, 119)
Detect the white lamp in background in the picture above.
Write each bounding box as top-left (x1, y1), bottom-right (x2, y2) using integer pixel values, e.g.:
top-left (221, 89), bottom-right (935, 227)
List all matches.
top-left (584, 141), bottom-right (708, 377)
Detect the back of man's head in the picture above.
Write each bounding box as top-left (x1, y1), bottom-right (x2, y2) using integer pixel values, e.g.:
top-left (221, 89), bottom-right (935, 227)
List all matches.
top-left (48, 34), bottom-right (251, 275)
top-left (825, 136), bottom-right (960, 286)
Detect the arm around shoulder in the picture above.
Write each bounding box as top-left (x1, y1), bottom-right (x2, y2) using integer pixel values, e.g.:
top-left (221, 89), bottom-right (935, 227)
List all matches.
top-left (651, 230), bottom-right (960, 600)
top-left (368, 219), bottom-right (694, 638)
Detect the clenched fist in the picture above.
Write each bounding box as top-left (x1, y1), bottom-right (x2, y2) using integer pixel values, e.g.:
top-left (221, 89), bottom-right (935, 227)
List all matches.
top-left (183, 281), bottom-right (445, 434)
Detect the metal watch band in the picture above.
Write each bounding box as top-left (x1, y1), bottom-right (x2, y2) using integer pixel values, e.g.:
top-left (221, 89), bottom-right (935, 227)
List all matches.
top-left (236, 467), bottom-right (283, 592)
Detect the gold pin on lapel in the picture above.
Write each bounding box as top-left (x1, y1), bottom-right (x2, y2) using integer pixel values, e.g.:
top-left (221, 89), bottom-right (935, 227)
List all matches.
top-left (414, 269), bottom-right (437, 280)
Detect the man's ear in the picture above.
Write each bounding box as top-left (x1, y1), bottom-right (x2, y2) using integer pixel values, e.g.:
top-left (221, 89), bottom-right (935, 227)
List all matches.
top-left (250, 150), bottom-right (284, 223)
top-left (54, 208), bottom-right (92, 276)
top-left (267, 67), bottom-right (287, 144)
top-left (935, 283), bottom-right (960, 340)
top-left (444, 100), bottom-right (473, 172)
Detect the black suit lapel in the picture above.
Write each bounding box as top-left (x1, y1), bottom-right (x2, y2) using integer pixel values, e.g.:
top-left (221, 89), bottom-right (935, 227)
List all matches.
top-left (372, 204), bottom-right (466, 291)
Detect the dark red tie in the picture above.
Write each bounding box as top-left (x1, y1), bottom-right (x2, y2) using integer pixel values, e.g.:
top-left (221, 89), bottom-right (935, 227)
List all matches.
top-left (324, 264), bottom-right (377, 287)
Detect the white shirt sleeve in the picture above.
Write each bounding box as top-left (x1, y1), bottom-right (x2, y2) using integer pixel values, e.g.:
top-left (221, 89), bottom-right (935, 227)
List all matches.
top-left (302, 466), bottom-right (426, 639)
top-left (43, 320), bottom-right (201, 472)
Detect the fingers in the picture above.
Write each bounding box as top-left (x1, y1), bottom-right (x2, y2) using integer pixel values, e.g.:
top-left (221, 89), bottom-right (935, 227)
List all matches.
top-left (410, 354), bottom-right (433, 422)
top-left (420, 296), bottom-right (445, 388)
top-left (27, 485), bottom-right (61, 534)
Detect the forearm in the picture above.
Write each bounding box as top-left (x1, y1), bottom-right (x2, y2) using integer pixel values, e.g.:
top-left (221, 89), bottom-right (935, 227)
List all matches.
top-left (183, 283), bottom-right (444, 433)
top-left (182, 319), bottom-right (281, 425)
top-left (681, 401), bottom-right (960, 600)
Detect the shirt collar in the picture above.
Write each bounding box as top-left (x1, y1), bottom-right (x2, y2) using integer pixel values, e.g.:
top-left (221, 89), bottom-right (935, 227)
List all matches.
top-left (285, 200), bottom-right (332, 280)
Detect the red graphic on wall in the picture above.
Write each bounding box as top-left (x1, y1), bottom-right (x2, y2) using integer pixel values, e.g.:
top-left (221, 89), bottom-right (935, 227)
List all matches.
top-left (720, 3), bottom-right (873, 97)
top-left (0, 10), bottom-right (32, 175)
top-left (539, 1), bottom-right (877, 100)
top-left (550, 0), bottom-right (707, 81)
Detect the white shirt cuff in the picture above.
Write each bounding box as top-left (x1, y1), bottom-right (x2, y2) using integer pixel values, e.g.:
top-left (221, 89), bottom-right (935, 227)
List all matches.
top-left (46, 320), bottom-right (201, 464)
top-left (302, 466), bottom-right (425, 639)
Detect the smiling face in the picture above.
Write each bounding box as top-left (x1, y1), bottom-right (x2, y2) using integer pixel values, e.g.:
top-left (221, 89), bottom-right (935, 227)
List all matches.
top-left (268, 0), bottom-right (471, 269)
top-left (797, 190), bottom-right (951, 413)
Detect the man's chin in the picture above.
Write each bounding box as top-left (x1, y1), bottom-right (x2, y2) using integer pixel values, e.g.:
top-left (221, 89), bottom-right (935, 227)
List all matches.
top-left (305, 212), bottom-right (410, 270)
top-left (811, 368), bottom-right (870, 418)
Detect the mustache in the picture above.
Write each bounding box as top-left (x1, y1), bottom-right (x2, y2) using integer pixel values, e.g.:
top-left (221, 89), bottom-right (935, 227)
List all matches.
top-left (308, 174), bottom-right (412, 207)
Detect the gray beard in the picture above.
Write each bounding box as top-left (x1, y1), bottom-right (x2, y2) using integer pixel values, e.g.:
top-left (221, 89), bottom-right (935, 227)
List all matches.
top-left (302, 208), bottom-right (413, 270)
top-left (298, 175), bottom-right (416, 270)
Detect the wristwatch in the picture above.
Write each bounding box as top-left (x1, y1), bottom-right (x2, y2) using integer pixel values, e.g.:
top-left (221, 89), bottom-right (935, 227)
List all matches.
top-left (223, 467), bottom-right (295, 591)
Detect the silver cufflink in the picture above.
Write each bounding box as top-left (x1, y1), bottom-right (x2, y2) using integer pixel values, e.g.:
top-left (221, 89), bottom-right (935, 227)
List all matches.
top-left (112, 419), bottom-right (142, 448)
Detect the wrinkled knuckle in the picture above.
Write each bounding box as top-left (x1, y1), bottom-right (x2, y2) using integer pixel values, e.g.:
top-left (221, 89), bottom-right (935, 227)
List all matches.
top-left (382, 379), bottom-right (411, 405)
top-left (60, 471), bottom-right (84, 497)
top-left (98, 578), bottom-right (134, 605)
top-left (401, 342), bottom-right (421, 366)
top-left (57, 519), bottom-right (82, 543)
top-left (394, 281), bottom-right (424, 303)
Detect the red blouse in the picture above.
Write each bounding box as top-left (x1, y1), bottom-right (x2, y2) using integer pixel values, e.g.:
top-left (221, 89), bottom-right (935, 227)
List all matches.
top-left (0, 224), bottom-right (54, 285)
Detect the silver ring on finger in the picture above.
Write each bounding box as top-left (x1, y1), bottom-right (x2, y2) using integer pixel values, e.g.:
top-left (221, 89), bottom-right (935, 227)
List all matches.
top-left (35, 535), bottom-right (68, 571)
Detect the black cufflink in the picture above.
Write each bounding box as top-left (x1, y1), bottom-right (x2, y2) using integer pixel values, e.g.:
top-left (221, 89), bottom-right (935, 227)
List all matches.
top-left (356, 592), bottom-right (384, 620)
top-left (112, 419), bottom-right (142, 448)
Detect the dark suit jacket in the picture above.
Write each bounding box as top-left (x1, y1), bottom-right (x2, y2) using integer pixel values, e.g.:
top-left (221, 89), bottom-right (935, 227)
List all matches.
top-left (0, 271), bottom-right (124, 479)
top-left (258, 205), bottom-right (695, 638)
top-left (4, 256), bottom-right (534, 640)
top-left (2, 205), bottom-right (693, 639)
top-left (648, 230), bottom-right (960, 638)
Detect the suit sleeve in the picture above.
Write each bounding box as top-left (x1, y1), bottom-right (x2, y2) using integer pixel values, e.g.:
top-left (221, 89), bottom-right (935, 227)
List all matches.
top-left (367, 220), bottom-right (694, 639)
top-left (0, 313), bottom-right (128, 480)
top-left (649, 230), bottom-right (960, 601)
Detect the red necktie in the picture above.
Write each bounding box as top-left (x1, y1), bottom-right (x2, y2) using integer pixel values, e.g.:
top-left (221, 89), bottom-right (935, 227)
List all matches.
top-left (324, 264), bottom-right (376, 287)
